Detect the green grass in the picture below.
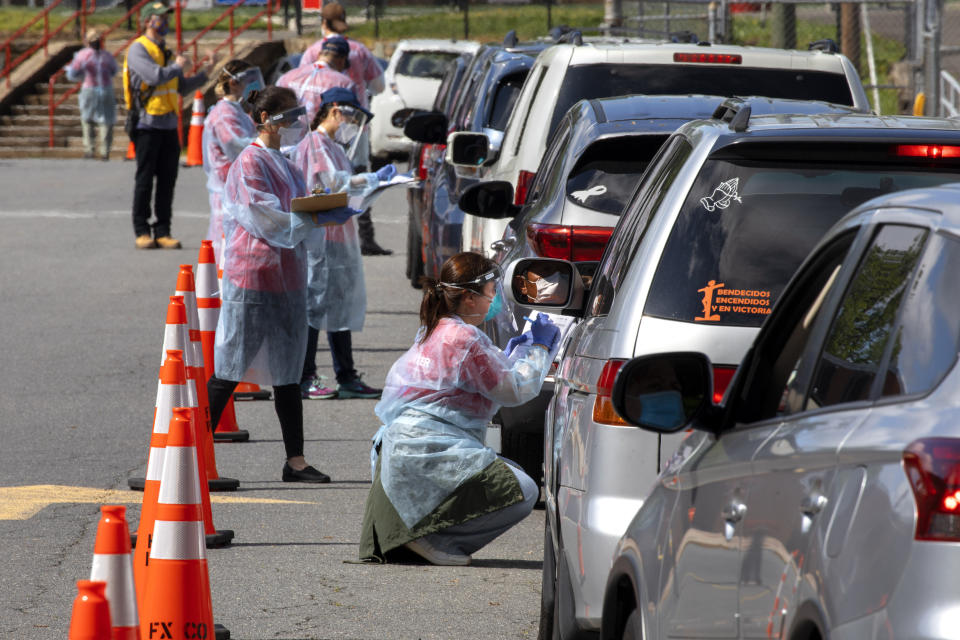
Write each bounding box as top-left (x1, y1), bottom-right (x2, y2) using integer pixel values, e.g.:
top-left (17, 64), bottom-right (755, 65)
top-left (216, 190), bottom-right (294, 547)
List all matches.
top-left (349, 4), bottom-right (604, 44)
top-left (732, 16), bottom-right (907, 114)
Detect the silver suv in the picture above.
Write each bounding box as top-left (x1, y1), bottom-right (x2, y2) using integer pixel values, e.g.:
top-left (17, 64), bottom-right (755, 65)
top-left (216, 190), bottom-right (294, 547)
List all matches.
top-left (603, 182), bottom-right (960, 640)
top-left (505, 108), bottom-right (960, 639)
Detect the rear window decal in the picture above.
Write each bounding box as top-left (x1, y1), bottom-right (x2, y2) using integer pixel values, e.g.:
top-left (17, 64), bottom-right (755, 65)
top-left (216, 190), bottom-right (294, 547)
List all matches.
top-left (700, 177), bottom-right (742, 212)
top-left (570, 185), bottom-right (607, 203)
top-left (696, 280), bottom-right (773, 322)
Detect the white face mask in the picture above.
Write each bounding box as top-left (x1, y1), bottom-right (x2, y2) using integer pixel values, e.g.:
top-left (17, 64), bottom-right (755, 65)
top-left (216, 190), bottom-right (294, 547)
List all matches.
top-left (334, 122), bottom-right (360, 147)
top-left (530, 272), bottom-right (562, 302)
top-left (279, 120), bottom-right (308, 148)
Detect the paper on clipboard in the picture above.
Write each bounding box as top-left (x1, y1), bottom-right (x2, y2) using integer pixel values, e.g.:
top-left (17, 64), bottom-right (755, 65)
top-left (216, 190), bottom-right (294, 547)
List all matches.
top-left (521, 311), bottom-right (577, 344)
top-left (348, 173), bottom-right (419, 212)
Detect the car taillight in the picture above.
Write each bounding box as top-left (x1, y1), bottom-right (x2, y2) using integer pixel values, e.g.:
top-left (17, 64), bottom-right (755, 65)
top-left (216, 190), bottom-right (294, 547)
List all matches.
top-left (417, 145), bottom-right (431, 180)
top-left (515, 170), bottom-right (536, 205)
top-left (712, 366), bottom-right (736, 404)
top-left (526, 224), bottom-right (613, 262)
top-left (673, 52), bottom-right (742, 64)
top-left (593, 359), bottom-right (628, 426)
top-left (892, 144), bottom-right (960, 159)
top-left (904, 438), bottom-right (960, 541)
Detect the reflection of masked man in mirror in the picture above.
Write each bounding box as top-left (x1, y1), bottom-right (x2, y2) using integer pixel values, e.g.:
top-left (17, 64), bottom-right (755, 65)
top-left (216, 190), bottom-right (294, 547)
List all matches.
top-left (514, 265), bottom-right (568, 304)
top-left (625, 360), bottom-right (686, 430)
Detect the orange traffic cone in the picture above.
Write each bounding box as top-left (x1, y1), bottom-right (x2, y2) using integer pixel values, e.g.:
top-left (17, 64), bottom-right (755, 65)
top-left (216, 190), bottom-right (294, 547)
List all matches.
top-left (89, 506), bottom-right (139, 640)
top-left (196, 241), bottom-right (248, 442)
top-left (125, 140), bottom-right (136, 161)
top-left (69, 580), bottom-right (112, 640)
top-left (174, 268), bottom-right (241, 489)
top-left (132, 350), bottom-right (182, 609)
top-left (184, 90), bottom-right (204, 167)
top-left (139, 408), bottom-right (227, 640)
top-left (234, 381), bottom-right (271, 400)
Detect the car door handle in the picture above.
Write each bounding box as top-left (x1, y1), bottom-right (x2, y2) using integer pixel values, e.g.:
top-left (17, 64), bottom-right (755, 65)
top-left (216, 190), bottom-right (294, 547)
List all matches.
top-left (491, 238), bottom-right (516, 253)
top-left (800, 492), bottom-right (828, 516)
top-left (722, 501), bottom-right (747, 523)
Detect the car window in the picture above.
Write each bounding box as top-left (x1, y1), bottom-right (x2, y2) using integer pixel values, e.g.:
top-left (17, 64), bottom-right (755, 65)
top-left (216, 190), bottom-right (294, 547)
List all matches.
top-left (735, 231), bottom-right (857, 423)
top-left (486, 72), bottom-right (526, 131)
top-left (526, 117), bottom-right (572, 205)
top-left (881, 233), bottom-right (960, 397)
top-left (588, 135), bottom-right (693, 317)
top-left (513, 65), bottom-right (547, 155)
top-left (395, 51), bottom-right (462, 79)
top-left (643, 156), bottom-right (960, 328)
top-left (806, 225), bottom-right (928, 410)
top-left (548, 64), bottom-right (855, 141)
top-left (566, 135), bottom-right (669, 216)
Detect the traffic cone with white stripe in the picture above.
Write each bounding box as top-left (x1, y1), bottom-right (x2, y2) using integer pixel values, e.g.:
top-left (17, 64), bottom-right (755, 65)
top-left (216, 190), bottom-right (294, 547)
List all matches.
top-left (69, 580), bottom-right (112, 640)
top-left (139, 407), bottom-right (228, 640)
top-left (195, 242), bottom-right (248, 443)
top-left (185, 90), bottom-right (204, 167)
top-left (89, 505), bottom-right (138, 640)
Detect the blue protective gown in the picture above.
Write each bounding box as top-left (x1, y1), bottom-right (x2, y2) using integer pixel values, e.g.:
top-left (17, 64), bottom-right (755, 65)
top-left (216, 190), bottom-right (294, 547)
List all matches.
top-left (370, 315), bottom-right (550, 528)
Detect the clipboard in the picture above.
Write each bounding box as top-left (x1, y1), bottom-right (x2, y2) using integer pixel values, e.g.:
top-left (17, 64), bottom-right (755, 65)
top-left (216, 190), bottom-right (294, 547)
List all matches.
top-left (290, 192), bottom-right (350, 226)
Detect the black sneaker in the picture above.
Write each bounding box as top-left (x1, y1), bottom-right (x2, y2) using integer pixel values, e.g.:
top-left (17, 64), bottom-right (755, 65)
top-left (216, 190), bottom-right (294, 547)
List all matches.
top-left (336, 376), bottom-right (382, 399)
top-left (282, 462), bottom-right (331, 483)
top-left (361, 241), bottom-right (393, 256)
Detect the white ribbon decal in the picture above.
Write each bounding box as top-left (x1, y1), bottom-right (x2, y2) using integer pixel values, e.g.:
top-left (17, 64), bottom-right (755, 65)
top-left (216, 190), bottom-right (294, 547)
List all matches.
top-left (571, 185), bottom-right (607, 203)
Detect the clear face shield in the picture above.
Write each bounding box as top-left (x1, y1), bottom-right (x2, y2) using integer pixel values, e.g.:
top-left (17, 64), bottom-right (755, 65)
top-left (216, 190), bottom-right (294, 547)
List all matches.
top-left (442, 266), bottom-right (515, 332)
top-left (333, 104), bottom-right (369, 161)
top-left (226, 67), bottom-right (264, 102)
top-left (262, 105), bottom-right (309, 148)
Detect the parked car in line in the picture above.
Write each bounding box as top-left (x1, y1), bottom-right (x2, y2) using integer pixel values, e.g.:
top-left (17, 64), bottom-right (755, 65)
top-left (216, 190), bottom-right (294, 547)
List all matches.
top-left (455, 93), bottom-right (735, 483)
top-left (503, 107), bottom-right (960, 640)
top-left (404, 50), bottom-right (477, 287)
top-left (601, 180), bottom-right (960, 640)
top-left (407, 40), bottom-right (547, 286)
top-left (450, 39), bottom-right (870, 263)
top-left (370, 39), bottom-right (481, 163)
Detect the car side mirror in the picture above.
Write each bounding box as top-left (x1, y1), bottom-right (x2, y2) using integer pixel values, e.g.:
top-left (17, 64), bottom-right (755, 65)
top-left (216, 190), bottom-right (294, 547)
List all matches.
top-left (611, 353), bottom-right (713, 433)
top-left (503, 257), bottom-right (585, 314)
top-left (459, 181), bottom-right (519, 219)
top-left (447, 131), bottom-right (490, 167)
top-left (403, 111), bottom-right (448, 144)
top-left (392, 107), bottom-right (424, 129)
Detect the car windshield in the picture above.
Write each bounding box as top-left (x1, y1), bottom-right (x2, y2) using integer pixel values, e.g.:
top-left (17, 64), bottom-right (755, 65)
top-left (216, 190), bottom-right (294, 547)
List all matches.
top-left (566, 135), bottom-right (668, 215)
top-left (644, 156), bottom-right (960, 328)
top-left (549, 64), bottom-right (854, 139)
top-left (396, 51), bottom-right (462, 79)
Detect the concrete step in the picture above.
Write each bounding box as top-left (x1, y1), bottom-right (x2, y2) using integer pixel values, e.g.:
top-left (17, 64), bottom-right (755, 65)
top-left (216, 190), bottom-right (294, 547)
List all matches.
top-left (0, 114), bottom-right (84, 127)
top-left (0, 125), bottom-right (84, 137)
top-left (13, 104), bottom-right (82, 116)
top-left (0, 146), bottom-right (131, 159)
top-left (0, 136), bottom-right (66, 147)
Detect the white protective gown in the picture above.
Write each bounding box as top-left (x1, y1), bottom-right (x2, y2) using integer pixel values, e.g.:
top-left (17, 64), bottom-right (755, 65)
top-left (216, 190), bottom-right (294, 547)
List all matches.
top-left (216, 140), bottom-right (317, 386)
top-left (291, 129), bottom-right (366, 332)
top-left (279, 61), bottom-right (355, 123)
top-left (371, 315), bottom-right (550, 528)
top-left (201, 98), bottom-right (257, 264)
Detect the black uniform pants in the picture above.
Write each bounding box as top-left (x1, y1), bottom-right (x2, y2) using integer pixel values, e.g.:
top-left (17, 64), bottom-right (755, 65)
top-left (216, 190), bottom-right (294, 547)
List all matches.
top-left (208, 376), bottom-right (304, 459)
top-left (132, 128), bottom-right (180, 238)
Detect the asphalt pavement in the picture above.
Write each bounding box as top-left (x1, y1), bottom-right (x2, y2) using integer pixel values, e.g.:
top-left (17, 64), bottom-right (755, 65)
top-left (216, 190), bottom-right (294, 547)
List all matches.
top-left (0, 156), bottom-right (544, 639)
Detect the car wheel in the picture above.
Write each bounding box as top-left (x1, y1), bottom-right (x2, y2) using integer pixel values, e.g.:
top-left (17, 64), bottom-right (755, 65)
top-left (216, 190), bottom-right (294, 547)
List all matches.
top-left (538, 520), bottom-right (557, 640)
top-left (406, 209), bottom-right (424, 288)
top-left (621, 609), bottom-right (641, 640)
top-left (501, 424), bottom-right (543, 488)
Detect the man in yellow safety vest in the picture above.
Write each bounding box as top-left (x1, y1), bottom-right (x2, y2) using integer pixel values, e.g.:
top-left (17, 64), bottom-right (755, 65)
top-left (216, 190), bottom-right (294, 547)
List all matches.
top-left (123, 1), bottom-right (210, 250)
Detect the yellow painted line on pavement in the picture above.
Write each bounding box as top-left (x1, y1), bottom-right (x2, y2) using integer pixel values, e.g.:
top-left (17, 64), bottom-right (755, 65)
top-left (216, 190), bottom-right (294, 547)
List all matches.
top-left (0, 485), bottom-right (316, 520)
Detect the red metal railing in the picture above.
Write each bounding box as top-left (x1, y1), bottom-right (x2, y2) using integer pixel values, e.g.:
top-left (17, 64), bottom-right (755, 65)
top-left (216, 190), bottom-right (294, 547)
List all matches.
top-left (47, 0), bottom-right (152, 147)
top-left (45, 0), bottom-right (282, 149)
top-left (2, 0), bottom-right (95, 89)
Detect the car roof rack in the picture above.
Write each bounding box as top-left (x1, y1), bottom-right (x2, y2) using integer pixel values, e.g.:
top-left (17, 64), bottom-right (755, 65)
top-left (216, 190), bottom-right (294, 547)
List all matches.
top-left (712, 97), bottom-right (751, 132)
top-left (503, 30), bottom-right (519, 48)
top-left (550, 25), bottom-right (583, 45)
top-left (808, 38), bottom-right (839, 53)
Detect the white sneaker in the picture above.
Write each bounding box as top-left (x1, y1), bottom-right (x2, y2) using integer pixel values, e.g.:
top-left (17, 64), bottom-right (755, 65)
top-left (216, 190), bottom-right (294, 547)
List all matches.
top-left (404, 537), bottom-right (471, 566)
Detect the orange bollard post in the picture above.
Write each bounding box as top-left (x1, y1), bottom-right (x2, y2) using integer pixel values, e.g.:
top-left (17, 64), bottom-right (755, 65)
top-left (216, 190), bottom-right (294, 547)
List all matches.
top-left (184, 90), bottom-right (204, 167)
top-left (196, 241), bottom-right (248, 442)
top-left (139, 409), bottom-right (228, 640)
top-left (89, 506), bottom-right (139, 640)
top-left (69, 580), bottom-right (112, 640)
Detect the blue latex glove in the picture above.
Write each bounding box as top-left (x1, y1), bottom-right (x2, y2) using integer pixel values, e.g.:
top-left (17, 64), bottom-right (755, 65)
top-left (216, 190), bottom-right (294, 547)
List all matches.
top-left (504, 333), bottom-right (530, 357)
top-left (530, 314), bottom-right (560, 352)
top-left (376, 164), bottom-right (397, 182)
top-left (319, 205), bottom-right (363, 225)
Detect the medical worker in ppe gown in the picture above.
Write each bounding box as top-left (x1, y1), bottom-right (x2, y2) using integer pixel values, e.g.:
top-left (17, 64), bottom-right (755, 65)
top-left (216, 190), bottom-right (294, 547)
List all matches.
top-left (292, 87), bottom-right (396, 400)
top-left (201, 59), bottom-right (261, 264)
top-left (358, 252), bottom-right (561, 565)
top-left (206, 86), bottom-right (355, 484)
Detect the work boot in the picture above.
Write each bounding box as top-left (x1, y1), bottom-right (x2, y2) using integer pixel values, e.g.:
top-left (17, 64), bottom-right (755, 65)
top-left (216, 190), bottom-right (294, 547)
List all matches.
top-left (357, 209), bottom-right (393, 256)
top-left (135, 234), bottom-right (156, 249)
top-left (155, 236), bottom-right (182, 249)
top-left (361, 240), bottom-right (393, 256)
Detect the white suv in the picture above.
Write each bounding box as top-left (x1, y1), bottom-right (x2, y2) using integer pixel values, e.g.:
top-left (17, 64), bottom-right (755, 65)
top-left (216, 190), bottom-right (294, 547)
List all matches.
top-left (451, 40), bottom-right (869, 259)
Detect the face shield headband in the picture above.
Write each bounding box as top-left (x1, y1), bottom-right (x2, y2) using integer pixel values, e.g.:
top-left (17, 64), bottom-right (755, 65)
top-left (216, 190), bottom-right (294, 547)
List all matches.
top-left (260, 105), bottom-right (308, 129)
top-left (438, 265), bottom-right (503, 297)
top-left (226, 67), bottom-right (264, 100)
